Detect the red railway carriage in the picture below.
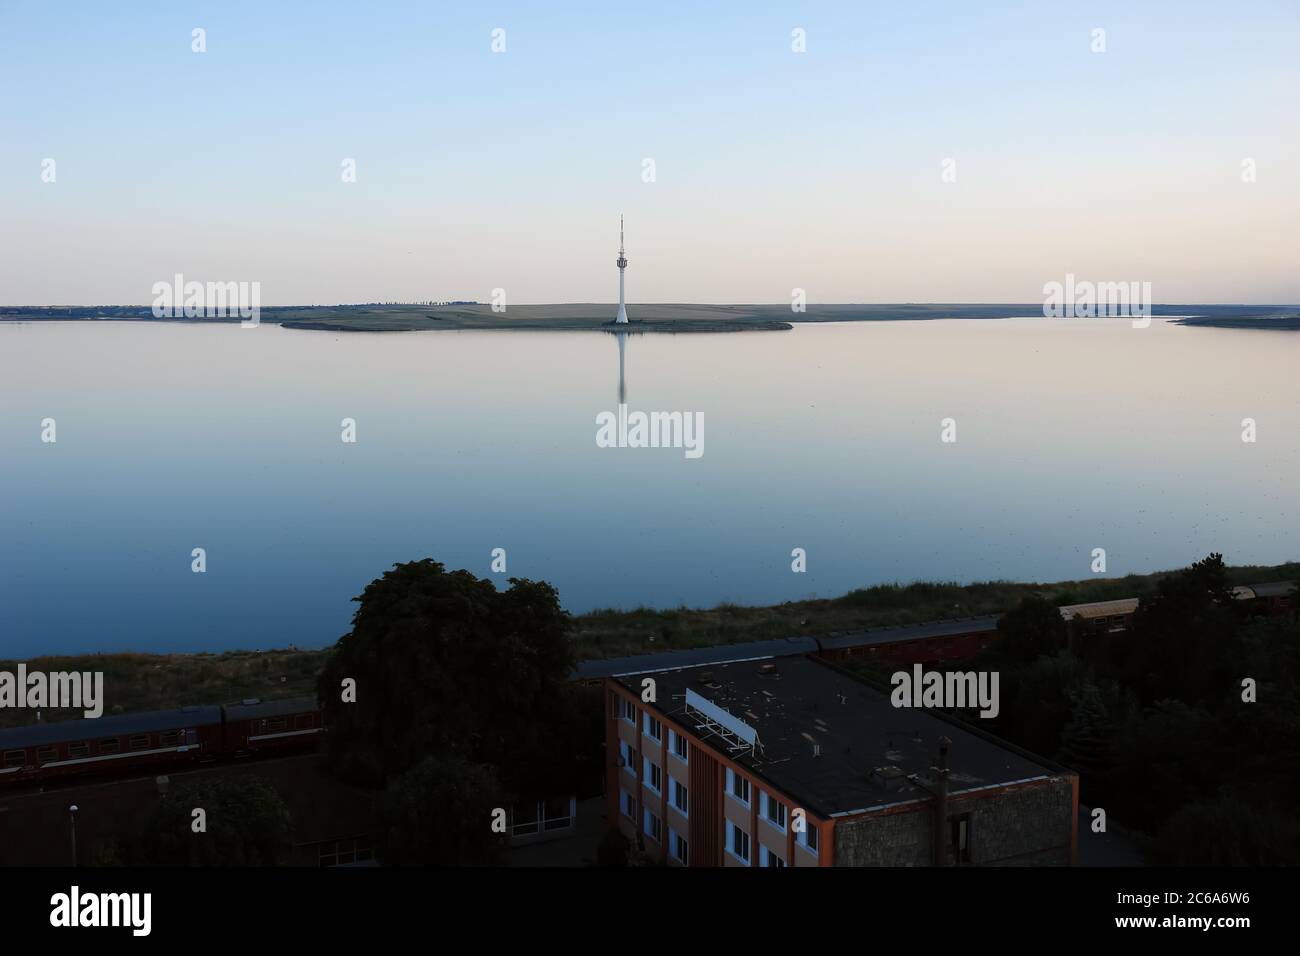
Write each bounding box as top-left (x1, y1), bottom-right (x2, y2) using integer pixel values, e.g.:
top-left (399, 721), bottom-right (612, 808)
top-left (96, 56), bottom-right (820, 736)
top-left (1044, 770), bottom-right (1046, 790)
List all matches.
top-left (817, 616), bottom-right (1001, 666)
top-left (221, 696), bottom-right (323, 754)
top-left (1233, 581), bottom-right (1296, 617)
top-left (1058, 598), bottom-right (1140, 634)
top-left (0, 705), bottom-right (222, 787)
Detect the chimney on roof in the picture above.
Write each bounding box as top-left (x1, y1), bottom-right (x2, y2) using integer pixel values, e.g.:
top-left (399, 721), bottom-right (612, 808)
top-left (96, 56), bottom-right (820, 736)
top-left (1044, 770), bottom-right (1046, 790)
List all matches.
top-left (933, 736), bottom-right (951, 867)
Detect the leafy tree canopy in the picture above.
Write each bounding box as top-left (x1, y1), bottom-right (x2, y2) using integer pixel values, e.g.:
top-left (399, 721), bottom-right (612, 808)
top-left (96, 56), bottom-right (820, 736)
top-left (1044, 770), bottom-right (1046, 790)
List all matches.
top-left (318, 559), bottom-right (574, 788)
top-left (125, 775), bottom-right (293, 866)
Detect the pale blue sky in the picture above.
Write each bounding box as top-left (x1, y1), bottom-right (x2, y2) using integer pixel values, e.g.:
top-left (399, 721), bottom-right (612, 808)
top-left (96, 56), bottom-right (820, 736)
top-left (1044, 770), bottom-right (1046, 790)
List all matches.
top-left (2, 0), bottom-right (1297, 304)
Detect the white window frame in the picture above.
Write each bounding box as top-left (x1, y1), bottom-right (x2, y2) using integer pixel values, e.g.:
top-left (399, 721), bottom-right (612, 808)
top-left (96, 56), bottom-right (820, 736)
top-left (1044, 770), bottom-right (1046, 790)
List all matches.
top-left (643, 757), bottom-right (661, 794)
top-left (621, 789), bottom-right (636, 821)
top-left (619, 696), bottom-right (637, 725)
top-left (643, 808), bottom-right (662, 843)
top-left (668, 728), bottom-right (688, 764)
top-left (796, 820), bottom-right (820, 857)
top-left (760, 845), bottom-right (786, 868)
top-left (669, 775), bottom-right (688, 816)
top-left (670, 828), bottom-right (688, 865)
top-left (619, 741), bottom-right (637, 777)
top-left (727, 822), bottom-right (750, 863)
top-left (643, 713), bottom-right (662, 741)
top-left (725, 768), bottom-right (751, 806)
top-left (760, 792), bottom-right (787, 832)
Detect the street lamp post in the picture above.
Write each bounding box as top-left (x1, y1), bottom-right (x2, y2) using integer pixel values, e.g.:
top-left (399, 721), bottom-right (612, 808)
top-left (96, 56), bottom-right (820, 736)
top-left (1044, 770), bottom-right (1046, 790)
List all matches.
top-left (69, 804), bottom-right (78, 867)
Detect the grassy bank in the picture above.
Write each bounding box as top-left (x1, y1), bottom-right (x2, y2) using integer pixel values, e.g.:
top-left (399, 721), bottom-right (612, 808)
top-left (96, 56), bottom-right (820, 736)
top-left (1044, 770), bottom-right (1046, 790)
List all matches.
top-left (0, 649), bottom-right (328, 729)
top-left (5, 560), bottom-right (1295, 727)
top-left (570, 561), bottom-right (1299, 659)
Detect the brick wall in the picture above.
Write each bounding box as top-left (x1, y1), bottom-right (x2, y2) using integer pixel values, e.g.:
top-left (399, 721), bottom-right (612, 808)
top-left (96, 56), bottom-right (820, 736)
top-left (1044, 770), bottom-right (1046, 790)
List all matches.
top-left (832, 776), bottom-right (1075, 867)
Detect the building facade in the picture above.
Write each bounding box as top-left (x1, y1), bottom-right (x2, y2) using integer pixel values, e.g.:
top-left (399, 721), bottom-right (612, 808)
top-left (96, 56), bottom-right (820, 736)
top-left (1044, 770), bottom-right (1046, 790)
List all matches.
top-left (604, 656), bottom-right (1076, 867)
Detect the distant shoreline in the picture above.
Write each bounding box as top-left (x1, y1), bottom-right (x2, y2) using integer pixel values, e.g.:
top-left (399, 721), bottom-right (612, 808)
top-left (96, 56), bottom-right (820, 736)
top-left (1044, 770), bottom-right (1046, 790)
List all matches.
top-left (3, 303), bottom-right (1298, 333)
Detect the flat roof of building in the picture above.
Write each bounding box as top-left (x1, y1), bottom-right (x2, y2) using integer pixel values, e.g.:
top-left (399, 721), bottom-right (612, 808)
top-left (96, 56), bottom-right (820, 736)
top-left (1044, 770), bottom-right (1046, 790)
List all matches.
top-left (617, 656), bottom-right (1062, 818)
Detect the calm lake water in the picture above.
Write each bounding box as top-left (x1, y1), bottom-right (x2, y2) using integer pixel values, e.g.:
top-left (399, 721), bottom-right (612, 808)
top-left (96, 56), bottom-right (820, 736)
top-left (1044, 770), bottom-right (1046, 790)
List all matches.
top-left (1, 318), bottom-right (1297, 657)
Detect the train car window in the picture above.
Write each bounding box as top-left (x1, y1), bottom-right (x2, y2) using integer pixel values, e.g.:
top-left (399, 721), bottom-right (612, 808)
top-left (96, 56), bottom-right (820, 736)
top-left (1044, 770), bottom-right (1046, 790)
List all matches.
top-left (129, 735), bottom-right (150, 751)
top-left (267, 718), bottom-right (288, 733)
top-left (99, 738), bottom-right (120, 754)
top-left (67, 741), bottom-right (90, 758)
top-left (160, 731), bottom-right (180, 747)
top-left (36, 746), bottom-right (57, 764)
top-left (3, 749), bottom-right (25, 768)
top-left (250, 719), bottom-right (265, 736)
top-left (295, 714), bottom-right (314, 730)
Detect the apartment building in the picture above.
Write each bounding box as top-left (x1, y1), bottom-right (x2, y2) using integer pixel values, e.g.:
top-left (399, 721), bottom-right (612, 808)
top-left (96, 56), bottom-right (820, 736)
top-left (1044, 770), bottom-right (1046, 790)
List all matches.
top-left (605, 655), bottom-right (1076, 867)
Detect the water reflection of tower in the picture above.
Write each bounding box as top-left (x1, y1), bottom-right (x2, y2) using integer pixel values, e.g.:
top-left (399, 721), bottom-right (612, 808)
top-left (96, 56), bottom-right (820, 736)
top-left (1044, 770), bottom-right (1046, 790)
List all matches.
top-left (615, 216), bottom-right (629, 325)
top-left (616, 331), bottom-right (627, 404)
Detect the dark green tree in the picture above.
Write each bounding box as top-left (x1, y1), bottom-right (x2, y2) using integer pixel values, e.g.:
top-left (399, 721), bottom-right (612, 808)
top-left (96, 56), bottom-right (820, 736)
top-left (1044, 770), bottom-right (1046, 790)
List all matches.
top-left (125, 775), bottom-right (293, 865)
top-left (1110, 700), bottom-right (1225, 831)
top-left (1147, 796), bottom-right (1300, 865)
top-left (990, 596), bottom-right (1069, 664)
top-left (317, 559), bottom-right (574, 788)
top-left (1056, 680), bottom-right (1124, 804)
top-left (379, 754), bottom-right (507, 865)
top-left (996, 650), bottom-right (1089, 755)
top-left (1121, 553), bottom-right (1241, 705)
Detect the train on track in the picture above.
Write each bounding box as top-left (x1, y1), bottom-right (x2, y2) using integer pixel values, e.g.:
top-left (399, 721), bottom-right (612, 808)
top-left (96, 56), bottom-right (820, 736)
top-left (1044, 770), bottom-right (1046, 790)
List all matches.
top-left (0, 696), bottom-right (321, 789)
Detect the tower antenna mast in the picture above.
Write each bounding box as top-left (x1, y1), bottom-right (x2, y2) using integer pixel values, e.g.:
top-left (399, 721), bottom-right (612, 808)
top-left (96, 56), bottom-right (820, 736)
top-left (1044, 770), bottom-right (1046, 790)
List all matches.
top-left (615, 215), bottom-right (629, 324)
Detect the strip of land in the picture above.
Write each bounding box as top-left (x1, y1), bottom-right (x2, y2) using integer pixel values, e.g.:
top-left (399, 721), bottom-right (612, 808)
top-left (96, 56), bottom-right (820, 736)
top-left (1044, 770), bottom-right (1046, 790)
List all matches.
top-left (4, 303), bottom-right (1298, 333)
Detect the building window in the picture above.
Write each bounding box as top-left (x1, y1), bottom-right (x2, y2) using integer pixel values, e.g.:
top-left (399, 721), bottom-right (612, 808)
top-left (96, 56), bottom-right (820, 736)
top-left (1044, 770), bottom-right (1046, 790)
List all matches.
top-left (669, 729), bottom-right (688, 763)
top-left (727, 823), bottom-right (750, 863)
top-left (797, 821), bottom-right (819, 856)
top-left (643, 758), bottom-right (661, 794)
top-left (622, 790), bottom-right (637, 821)
top-left (760, 846), bottom-right (786, 867)
top-left (726, 768), bottom-right (750, 806)
top-left (670, 777), bottom-right (688, 816)
top-left (643, 714), bottom-right (661, 741)
top-left (617, 696), bottom-right (637, 724)
top-left (3, 750), bottom-right (25, 768)
top-left (760, 792), bottom-right (787, 830)
top-left (644, 809), bottom-right (662, 843)
top-left (542, 796), bottom-right (573, 833)
top-left (98, 738), bottom-right (120, 755)
top-left (670, 829), bottom-right (689, 864)
top-left (620, 741), bottom-right (639, 776)
top-left (318, 836), bottom-right (373, 867)
top-left (950, 813), bottom-right (972, 864)
top-left (511, 801), bottom-right (541, 836)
